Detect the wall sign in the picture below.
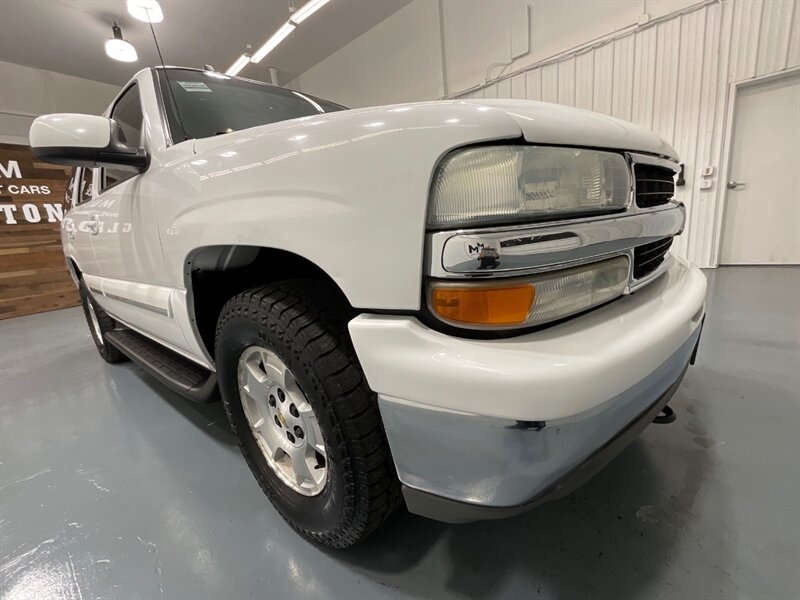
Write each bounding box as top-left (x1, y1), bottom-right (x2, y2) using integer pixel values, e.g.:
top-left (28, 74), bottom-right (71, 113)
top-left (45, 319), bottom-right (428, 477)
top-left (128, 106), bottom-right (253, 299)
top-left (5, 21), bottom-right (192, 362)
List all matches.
top-left (0, 143), bottom-right (80, 319)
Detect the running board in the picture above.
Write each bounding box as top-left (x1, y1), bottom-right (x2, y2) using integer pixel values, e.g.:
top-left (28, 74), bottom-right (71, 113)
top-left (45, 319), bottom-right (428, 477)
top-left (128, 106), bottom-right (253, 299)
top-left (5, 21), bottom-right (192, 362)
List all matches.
top-left (105, 329), bottom-right (218, 403)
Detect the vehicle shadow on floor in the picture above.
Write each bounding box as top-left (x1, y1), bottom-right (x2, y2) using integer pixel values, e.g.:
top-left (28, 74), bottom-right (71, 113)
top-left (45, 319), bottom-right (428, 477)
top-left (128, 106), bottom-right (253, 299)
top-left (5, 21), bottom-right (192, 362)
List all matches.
top-left (119, 365), bottom-right (237, 447)
top-left (332, 400), bottom-right (719, 599)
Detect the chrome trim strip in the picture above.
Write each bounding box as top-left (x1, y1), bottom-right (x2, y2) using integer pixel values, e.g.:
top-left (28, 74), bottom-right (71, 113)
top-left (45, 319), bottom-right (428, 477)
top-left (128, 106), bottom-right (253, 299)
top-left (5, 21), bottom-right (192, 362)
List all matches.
top-left (427, 203), bottom-right (685, 278)
top-left (86, 282), bottom-right (103, 295)
top-left (627, 152), bottom-right (681, 173)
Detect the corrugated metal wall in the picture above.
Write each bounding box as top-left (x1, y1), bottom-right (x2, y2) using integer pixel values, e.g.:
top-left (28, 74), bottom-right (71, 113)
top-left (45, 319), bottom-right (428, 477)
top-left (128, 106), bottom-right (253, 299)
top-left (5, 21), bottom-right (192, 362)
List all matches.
top-left (456, 0), bottom-right (800, 267)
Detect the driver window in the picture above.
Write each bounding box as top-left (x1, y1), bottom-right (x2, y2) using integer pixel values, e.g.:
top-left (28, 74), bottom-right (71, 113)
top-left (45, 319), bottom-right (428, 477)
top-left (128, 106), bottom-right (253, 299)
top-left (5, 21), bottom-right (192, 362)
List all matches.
top-left (100, 83), bottom-right (143, 193)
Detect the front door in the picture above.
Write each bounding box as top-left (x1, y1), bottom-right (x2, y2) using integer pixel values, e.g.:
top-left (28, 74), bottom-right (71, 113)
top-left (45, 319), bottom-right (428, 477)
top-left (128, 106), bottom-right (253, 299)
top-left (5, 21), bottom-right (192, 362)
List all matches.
top-left (63, 167), bottom-right (100, 279)
top-left (88, 83), bottom-right (189, 352)
top-left (720, 71), bottom-right (800, 265)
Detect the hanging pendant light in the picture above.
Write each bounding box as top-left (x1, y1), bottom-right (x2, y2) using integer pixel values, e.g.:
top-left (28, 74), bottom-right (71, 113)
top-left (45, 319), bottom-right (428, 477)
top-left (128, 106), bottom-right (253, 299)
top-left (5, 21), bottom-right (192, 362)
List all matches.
top-left (105, 23), bottom-right (138, 63)
top-left (127, 0), bottom-right (164, 23)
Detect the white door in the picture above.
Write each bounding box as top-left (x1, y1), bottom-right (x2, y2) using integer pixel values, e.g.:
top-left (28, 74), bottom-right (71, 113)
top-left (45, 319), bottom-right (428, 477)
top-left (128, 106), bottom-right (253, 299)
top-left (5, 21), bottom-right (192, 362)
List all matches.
top-left (63, 167), bottom-right (100, 278)
top-left (89, 83), bottom-right (189, 352)
top-left (720, 71), bottom-right (800, 265)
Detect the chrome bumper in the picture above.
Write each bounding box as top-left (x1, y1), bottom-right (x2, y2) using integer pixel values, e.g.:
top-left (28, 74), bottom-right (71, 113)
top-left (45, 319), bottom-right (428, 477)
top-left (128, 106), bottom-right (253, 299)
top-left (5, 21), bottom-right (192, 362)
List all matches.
top-left (381, 326), bottom-right (701, 522)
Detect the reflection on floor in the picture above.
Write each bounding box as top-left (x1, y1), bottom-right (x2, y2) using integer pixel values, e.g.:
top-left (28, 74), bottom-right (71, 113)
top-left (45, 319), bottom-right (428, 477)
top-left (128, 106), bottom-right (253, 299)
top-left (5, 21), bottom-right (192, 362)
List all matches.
top-left (1, 266), bottom-right (798, 599)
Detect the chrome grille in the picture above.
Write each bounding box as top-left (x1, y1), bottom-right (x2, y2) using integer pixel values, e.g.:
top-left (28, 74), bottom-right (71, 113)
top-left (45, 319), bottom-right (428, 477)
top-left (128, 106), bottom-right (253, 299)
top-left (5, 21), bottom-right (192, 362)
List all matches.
top-left (635, 165), bottom-right (675, 208)
top-left (633, 237), bottom-right (673, 280)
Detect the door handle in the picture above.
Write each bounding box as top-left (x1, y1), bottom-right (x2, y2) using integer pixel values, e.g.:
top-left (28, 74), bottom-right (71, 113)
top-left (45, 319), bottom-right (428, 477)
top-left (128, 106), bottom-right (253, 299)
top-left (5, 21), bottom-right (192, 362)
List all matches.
top-left (64, 221), bottom-right (76, 240)
top-left (87, 214), bottom-right (99, 235)
top-left (727, 181), bottom-right (746, 190)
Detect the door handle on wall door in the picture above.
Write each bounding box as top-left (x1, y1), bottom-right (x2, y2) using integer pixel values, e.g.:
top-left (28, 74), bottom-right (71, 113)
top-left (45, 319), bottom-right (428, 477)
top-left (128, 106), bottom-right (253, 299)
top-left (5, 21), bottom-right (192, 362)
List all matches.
top-left (727, 181), bottom-right (746, 190)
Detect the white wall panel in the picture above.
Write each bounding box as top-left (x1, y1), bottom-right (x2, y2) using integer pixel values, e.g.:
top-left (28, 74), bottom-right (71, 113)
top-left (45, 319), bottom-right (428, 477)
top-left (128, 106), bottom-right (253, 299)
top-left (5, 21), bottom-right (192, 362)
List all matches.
top-left (592, 42), bottom-right (615, 115)
top-left (526, 68), bottom-right (542, 100)
top-left (652, 18), bottom-right (682, 143)
top-left (611, 37), bottom-right (635, 121)
top-left (575, 52), bottom-right (595, 109)
top-left (671, 8), bottom-right (706, 259)
top-left (510, 73), bottom-right (527, 99)
top-left (789, 1), bottom-right (800, 67)
top-left (558, 57), bottom-right (576, 106)
top-left (541, 63), bottom-right (559, 103)
top-left (496, 77), bottom-right (512, 99)
top-left (757, 0), bottom-right (796, 74)
top-left (289, 0), bottom-right (442, 107)
top-left (0, 61), bottom-right (119, 145)
top-left (632, 27), bottom-right (658, 129)
top-left (728, 0), bottom-right (764, 82)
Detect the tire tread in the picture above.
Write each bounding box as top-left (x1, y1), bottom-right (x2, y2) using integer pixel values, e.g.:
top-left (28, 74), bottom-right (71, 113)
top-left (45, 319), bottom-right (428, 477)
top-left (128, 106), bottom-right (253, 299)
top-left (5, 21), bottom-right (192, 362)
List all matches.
top-left (215, 280), bottom-right (402, 547)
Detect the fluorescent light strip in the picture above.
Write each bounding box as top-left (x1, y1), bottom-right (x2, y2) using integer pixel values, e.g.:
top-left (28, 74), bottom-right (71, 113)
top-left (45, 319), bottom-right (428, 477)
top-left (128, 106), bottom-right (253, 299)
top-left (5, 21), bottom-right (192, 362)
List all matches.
top-left (226, 54), bottom-right (251, 76)
top-left (251, 22), bottom-right (296, 63)
top-left (230, 0), bottom-right (330, 74)
top-left (290, 0), bottom-right (330, 24)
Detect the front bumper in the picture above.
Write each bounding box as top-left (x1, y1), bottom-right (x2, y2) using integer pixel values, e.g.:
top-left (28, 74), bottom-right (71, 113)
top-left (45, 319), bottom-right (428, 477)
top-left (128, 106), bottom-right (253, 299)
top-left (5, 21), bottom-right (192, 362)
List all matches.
top-left (348, 258), bottom-right (706, 520)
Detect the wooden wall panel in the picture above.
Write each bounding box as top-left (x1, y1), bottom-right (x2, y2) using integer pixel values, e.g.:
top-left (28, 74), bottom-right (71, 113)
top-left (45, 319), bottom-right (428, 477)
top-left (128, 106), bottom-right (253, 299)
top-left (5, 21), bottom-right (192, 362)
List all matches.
top-left (0, 143), bottom-right (79, 319)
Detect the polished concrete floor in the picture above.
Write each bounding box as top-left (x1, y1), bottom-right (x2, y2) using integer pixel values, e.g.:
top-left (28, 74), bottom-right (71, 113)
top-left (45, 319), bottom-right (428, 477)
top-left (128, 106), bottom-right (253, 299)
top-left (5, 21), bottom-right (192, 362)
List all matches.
top-left (1, 266), bottom-right (798, 599)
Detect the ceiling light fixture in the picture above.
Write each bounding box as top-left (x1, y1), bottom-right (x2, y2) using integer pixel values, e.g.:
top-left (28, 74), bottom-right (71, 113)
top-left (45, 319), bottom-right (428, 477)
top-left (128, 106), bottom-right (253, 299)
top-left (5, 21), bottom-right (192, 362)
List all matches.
top-left (251, 21), bottom-right (296, 63)
top-left (127, 0), bottom-right (164, 23)
top-left (225, 53), bottom-right (251, 76)
top-left (230, 0), bottom-right (331, 75)
top-left (105, 24), bottom-right (138, 62)
top-left (289, 0), bottom-right (330, 24)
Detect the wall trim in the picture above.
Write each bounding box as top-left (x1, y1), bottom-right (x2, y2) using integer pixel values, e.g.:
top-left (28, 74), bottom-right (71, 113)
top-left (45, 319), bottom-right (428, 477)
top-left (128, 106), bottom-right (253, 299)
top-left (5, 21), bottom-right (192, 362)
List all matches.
top-left (443, 0), bottom-right (719, 100)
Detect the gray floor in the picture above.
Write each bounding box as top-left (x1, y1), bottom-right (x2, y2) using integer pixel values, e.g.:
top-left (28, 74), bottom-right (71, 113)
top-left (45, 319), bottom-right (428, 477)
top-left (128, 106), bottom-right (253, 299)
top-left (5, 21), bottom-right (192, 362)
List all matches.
top-left (1, 266), bottom-right (798, 600)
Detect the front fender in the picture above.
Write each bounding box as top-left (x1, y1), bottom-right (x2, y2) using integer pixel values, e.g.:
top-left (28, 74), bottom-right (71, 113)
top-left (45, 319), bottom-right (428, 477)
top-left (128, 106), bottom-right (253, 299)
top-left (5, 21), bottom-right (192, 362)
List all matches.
top-left (160, 102), bottom-right (522, 310)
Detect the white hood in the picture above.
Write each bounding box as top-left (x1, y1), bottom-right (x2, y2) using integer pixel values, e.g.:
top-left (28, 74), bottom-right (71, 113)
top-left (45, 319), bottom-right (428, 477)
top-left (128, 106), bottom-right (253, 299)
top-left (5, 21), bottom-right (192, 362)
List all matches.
top-left (463, 99), bottom-right (678, 160)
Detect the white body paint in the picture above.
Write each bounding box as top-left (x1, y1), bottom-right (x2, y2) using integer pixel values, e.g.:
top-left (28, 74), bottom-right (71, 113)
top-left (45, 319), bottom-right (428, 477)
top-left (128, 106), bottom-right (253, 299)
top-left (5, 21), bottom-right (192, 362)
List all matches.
top-left (39, 68), bottom-right (706, 472)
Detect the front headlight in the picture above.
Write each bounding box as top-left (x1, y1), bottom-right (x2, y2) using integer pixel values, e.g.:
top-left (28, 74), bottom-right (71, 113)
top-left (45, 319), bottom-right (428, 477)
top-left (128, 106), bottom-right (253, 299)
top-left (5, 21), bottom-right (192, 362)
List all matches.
top-left (428, 146), bottom-right (631, 228)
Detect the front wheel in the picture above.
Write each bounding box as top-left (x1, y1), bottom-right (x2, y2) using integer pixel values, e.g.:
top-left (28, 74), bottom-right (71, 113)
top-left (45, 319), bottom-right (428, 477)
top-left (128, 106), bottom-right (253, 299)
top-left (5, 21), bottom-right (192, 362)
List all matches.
top-left (214, 281), bottom-right (401, 548)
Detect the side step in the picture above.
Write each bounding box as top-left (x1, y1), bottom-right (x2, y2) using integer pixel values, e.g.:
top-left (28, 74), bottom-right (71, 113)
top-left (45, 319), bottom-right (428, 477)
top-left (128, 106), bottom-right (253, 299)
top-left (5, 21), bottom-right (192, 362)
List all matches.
top-left (105, 329), bottom-right (218, 403)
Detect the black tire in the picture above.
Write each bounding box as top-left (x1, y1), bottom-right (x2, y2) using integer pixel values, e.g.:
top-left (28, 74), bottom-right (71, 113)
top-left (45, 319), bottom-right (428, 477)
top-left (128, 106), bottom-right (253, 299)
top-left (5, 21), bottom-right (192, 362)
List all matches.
top-left (215, 280), bottom-right (401, 548)
top-left (79, 280), bottom-right (127, 363)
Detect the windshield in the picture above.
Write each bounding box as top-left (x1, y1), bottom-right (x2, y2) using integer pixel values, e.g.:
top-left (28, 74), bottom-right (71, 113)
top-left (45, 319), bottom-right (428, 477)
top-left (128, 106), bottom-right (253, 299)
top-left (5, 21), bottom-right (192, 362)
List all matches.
top-left (155, 68), bottom-right (347, 142)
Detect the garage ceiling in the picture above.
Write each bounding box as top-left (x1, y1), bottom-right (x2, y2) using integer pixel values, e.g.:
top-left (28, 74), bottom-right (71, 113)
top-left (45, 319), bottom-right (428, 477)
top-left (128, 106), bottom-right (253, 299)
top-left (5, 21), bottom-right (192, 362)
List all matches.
top-left (0, 0), bottom-right (411, 86)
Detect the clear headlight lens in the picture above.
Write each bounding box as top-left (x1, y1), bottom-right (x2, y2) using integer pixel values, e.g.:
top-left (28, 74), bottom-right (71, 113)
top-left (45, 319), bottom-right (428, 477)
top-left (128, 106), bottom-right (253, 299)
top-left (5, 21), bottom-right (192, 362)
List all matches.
top-left (429, 256), bottom-right (630, 329)
top-left (428, 146), bottom-right (631, 228)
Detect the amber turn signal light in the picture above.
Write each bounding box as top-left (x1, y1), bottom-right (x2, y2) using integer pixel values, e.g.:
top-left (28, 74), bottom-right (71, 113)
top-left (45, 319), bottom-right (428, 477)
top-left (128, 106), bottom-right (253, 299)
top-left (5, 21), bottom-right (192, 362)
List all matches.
top-left (431, 285), bottom-right (535, 326)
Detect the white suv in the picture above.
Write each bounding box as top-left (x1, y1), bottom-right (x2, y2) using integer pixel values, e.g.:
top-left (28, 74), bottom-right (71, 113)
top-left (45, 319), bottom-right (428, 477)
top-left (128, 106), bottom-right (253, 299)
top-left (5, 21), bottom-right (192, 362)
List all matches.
top-left (30, 67), bottom-right (706, 548)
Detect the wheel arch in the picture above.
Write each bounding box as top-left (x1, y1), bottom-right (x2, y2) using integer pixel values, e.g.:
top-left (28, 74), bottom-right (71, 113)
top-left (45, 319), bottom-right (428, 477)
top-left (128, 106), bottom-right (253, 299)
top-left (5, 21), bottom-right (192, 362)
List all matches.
top-left (184, 245), bottom-right (353, 360)
top-left (66, 256), bottom-right (82, 286)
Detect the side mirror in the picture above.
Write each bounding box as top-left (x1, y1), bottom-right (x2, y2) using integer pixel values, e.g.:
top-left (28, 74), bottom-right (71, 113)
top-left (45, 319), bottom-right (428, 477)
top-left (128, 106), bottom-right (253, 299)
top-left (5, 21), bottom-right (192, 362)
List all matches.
top-left (29, 113), bottom-right (148, 173)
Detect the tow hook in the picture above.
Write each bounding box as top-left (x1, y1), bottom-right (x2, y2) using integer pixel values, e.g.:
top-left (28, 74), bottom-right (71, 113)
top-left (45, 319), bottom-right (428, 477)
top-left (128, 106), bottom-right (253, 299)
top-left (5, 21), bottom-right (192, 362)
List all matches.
top-left (653, 405), bottom-right (676, 424)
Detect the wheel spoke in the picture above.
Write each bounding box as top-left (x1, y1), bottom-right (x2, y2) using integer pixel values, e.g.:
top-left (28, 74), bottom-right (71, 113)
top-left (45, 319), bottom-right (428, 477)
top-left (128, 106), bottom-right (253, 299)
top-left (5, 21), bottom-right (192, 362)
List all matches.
top-left (294, 403), bottom-right (325, 455)
top-left (262, 350), bottom-right (287, 388)
top-left (283, 370), bottom-right (303, 399)
top-left (258, 422), bottom-right (286, 460)
top-left (243, 359), bottom-right (268, 398)
top-left (287, 446), bottom-right (314, 486)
